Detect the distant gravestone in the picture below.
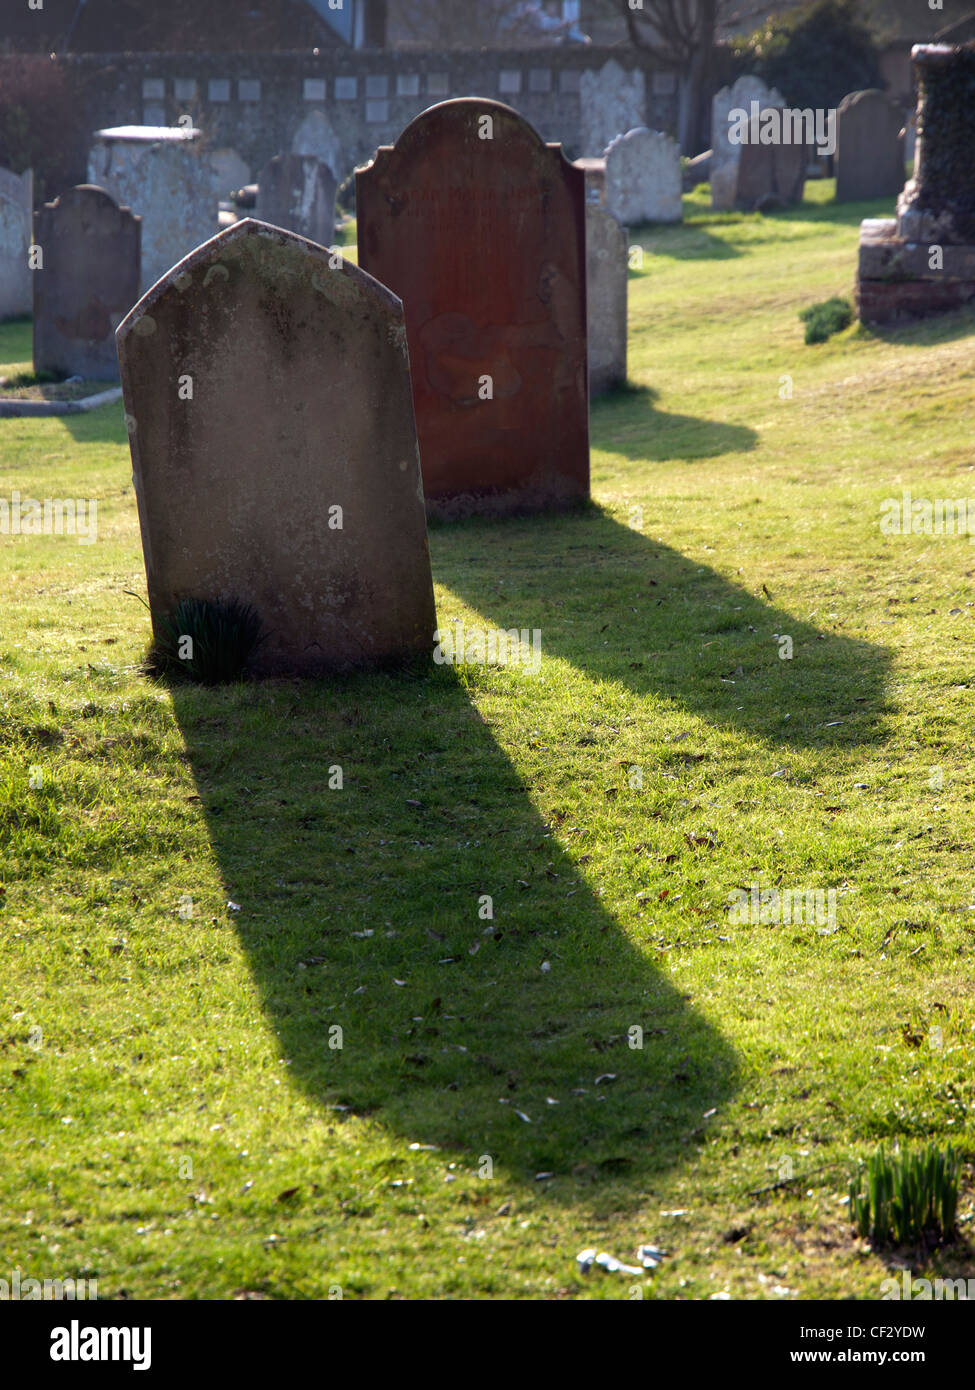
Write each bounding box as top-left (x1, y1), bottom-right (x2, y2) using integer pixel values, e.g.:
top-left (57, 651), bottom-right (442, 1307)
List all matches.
top-left (356, 99), bottom-right (589, 517)
top-left (33, 186), bottom-right (140, 381)
top-left (291, 109), bottom-right (344, 180)
top-left (0, 167), bottom-right (32, 319)
top-left (732, 112), bottom-right (808, 210)
top-left (208, 148), bottom-right (251, 200)
top-left (604, 127), bottom-right (682, 225)
top-left (711, 75), bottom-right (784, 210)
top-left (585, 205), bottom-right (627, 396)
top-left (116, 219), bottom-right (436, 675)
top-left (580, 60), bottom-right (646, 158)
top-left (88, 126), bottom-right (218, 293)
top-left (835, 90), bottom-right (905, 203)
top-left (255, 154), bottom-right (336, 246)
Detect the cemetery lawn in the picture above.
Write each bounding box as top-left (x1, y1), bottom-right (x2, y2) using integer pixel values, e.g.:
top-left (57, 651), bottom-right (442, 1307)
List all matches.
top-left (1, 180), bottom-right (974, 1301)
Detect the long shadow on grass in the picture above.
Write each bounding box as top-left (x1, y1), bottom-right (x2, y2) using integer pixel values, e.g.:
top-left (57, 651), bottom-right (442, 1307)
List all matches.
top-left (170, 669), bottom-right (739, 1202)
top-left (434, 507), bottom-right (892, 750)
top-left (591, 385), bottom-right (757, 462)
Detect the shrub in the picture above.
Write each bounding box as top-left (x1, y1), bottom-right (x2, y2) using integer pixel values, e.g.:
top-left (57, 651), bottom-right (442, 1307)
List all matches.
top-left (0, 55), bottom-right (83, 202)
top-left (849, 1144), bottom-right (960, 1247)
top-left (799, 295), bottom-right (853, 344)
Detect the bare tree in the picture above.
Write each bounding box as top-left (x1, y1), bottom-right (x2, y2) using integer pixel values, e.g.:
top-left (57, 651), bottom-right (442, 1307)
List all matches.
top-left (610, 0), bottom-right (727, 153)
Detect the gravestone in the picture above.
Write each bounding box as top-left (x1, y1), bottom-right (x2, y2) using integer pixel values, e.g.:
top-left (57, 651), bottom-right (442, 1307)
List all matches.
top-left (574, 157), bottom-right (607, 206)
top-left (711, 75), bottom-right (783, 210)
top-left (88, 126), bottom-right (218, 293)
top-left (835, 90), bottom-right (905, 202)
top-left (732, 112), bottom-right (808, 210)
top-left (116, 218), bottom-right (436, 675)
top-left (356, 99), bottom-right (589, 517)
top-left (208, 148), bottom-right (251, 200)
top-left (33, 186), bottom-right (140, 380)
top-left (291, 109), bottom-right (344, 180)
top-left (0, 167), bottom-right (33, 319)
top-left (580, 60), bottom-right (646, 158)
top-left (255, 154), bottom-right (336, 246)
top-left (857, 44), bottom-right (975, 324)
top-left (585, 205), bottom-right (627, 396)
top-left (604, 127), bottom-right (682, 225)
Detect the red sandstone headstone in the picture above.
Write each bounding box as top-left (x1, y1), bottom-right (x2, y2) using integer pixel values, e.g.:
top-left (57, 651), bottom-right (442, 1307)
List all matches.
top-left (356, 99), bottom-right (589, 517)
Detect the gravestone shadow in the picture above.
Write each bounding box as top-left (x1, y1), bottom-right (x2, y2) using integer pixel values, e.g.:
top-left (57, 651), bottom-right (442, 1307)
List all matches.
top-left (169, 668), bottom-right (739, 1205)
top-left (589, 385), bottom-right (757, 462)
top-left (434, 508), bottom-right (892, 751)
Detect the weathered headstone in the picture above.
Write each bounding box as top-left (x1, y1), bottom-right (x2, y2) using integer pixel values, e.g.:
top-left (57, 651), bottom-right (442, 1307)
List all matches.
top-left (33, 186), bottom-right (140, 380)
top-left (291, 109), bottom-right (344, 180)
top-left (835, 90), bottom-right (905, 202)
top-left (0, 167), bottom-right (33, 319)
top-left (585, 205), bottom-right (627, 396)
top-left (255, 154), bottom-right (336, 247)
top-left (116, 218), bottom-right (436, 675)
top-left (356, 99), bottom-right (589, 517)
top-left (604, 127), bottom-right (682, 225)
top-left (88, 126), bottom-right (218, 293)
top-left (711, 75), bottom-right (784, 210)
top-left (580, 60), bottom-right (646, 158)
top-left (208, 148), bottom-right (251, 200)
top-left (857, 44), bottom-right (975, 324)
top-left (732, 112), bottom-right (808, 210)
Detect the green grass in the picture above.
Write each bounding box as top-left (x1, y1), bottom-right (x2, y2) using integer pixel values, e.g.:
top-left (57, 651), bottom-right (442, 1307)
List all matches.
top-left (1, 182), bottom-right (973, 1300)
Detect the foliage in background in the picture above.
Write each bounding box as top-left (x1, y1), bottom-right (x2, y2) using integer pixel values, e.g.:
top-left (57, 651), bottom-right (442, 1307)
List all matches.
top-left (0, 55), bottom-right (82, 202)
top-left (849, 1145), bottom-right (960, 1247)
top-left (732, 0), bottom-right (883, 111)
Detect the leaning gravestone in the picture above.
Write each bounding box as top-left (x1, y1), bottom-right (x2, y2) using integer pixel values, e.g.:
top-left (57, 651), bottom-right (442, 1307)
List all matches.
top-left (585, 205), bottom-right (627, 396)
top-left (604, 127), bottom-right (682, 225)
top-left (356, 99), bottom-right (589, 517)
top-left (711, 75), bottom-right (783, 210)
top-left (255, 154), bottom-right (336, 247)
top-left (33, 185), bottom-right (140, 380)
top-left (580, 59), bottom-right (646, 158)
top-left (116, 218), bottom-right (436, 675)
top-left (835, 90), bottom-right (905, 203)
top-left (0, 167), bottom-right (33, 319)
top-left (88, 126), bottom-right (217, 293)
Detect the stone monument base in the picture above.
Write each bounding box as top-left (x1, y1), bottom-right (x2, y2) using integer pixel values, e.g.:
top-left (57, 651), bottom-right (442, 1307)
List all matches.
top-left (856, 217), bottom-right (975, 325)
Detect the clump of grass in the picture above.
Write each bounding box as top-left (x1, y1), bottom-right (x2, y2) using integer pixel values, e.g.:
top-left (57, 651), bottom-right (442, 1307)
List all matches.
top-left (799, 295), bottom-right (853, 344)
top-left (849, 1144), bottom-right (960, 1247)
top-left (142, 596), bottom-right (264, 684)
top-left (0, 368), bottom-right (63, 388)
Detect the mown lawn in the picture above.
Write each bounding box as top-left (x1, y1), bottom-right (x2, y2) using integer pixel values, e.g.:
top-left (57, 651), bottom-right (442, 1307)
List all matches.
top-left (0, 181), bottom-right (973, 1300)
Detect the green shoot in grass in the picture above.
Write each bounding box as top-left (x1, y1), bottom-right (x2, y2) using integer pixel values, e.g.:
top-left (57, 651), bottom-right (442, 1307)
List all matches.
top-left (849, 1145), bottom-right (960, 1248)
top-left (142, 596), bottom-right (264, 684)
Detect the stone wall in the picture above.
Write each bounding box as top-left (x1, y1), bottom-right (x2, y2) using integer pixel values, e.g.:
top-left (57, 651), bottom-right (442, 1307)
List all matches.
top-left (64, 47), bottom-right (682, 188)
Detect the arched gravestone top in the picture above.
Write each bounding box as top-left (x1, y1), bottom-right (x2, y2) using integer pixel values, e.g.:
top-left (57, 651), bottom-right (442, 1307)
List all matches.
top-left (116, 218), bottom-right (436, 676)
top-left (835, 90), bottom-right (905, 203)
top-left (34, 184), bottom-right (140, 381)
top-left (356, 98), bottom-right (589, 518)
